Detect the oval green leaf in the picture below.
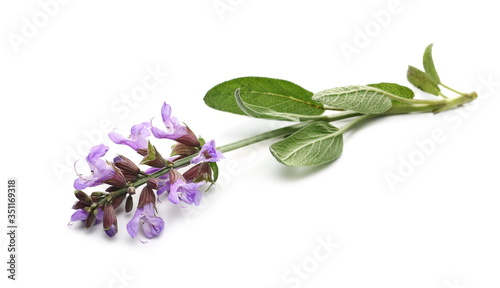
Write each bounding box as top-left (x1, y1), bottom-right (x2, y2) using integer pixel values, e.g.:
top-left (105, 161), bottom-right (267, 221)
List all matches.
top-left (270, 122), bottom-right (343, 167)
top-left (234, 88), bottom-right (323, 121)
top-left (312, 85), bottom-right (392, 114)
top-left (407, 65), bottom-right (441, 96)
top-left (423, 43), bottom-right (441, 85)
top-left (204, 77), bottom-right (324, 118)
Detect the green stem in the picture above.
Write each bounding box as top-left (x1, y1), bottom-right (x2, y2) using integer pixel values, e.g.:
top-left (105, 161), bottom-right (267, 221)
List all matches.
top-left (217, 111), bottom-right (362, 153)
top-left (332, 114), bottom-right (375, 137)
top-left (440, 83), bottom-right (465, 96)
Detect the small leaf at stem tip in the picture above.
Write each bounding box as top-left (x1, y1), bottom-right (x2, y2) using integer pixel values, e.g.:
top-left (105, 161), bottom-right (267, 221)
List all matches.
top-left (234, 88), bottom-right (314, 121)
top-left (407, 65), bottom-right (441, 96)
top-left (204, 76), bottom-right (324, 118)
top-left (367, 82), bottom-right (415, 105)
top-left (269, 122), bottom-right (343, 167)
top-left (423, 43), bottom-right (442, 85)
top-left (312, 85), bottom-right (392, 114)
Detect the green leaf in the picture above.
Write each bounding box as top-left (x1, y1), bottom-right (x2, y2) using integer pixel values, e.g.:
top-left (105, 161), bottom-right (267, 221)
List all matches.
top-left (204, 77), bottom-right (324, 119)
top-left (234, 88), bottom-right (319, 121)
top-left (312, 85), bottom-right (392, 114)
top-left (407, 65), bottom-right (441, 96)
top-left (423, 43), bottom-right (441, 85)
top-left (209, 162), bottom-right (219, 183)
top-left (367, 82), bottom-right (414, 105)
top-left (269, 122), bottom-right (343, 167)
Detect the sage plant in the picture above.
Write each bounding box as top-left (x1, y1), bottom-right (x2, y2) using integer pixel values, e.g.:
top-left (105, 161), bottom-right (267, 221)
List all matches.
top-left (68, 44), bottom-right (478, 239)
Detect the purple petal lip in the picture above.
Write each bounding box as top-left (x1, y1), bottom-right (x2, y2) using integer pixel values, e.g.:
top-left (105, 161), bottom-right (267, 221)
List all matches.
top-left (105, 225), bottom-right (118, 237)
top-left (109, 122), bottom-right (151, 150)
top-left (70, 209), bottom-right (89, 222)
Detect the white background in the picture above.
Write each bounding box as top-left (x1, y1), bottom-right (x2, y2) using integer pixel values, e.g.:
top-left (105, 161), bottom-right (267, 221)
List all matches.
top-left (1, 1), bottom-right (499, 287)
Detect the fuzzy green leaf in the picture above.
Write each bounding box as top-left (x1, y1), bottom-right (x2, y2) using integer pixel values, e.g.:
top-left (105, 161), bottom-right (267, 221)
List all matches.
top-left (270, 122), bottom-right (343, 167)
top-left (367, 82), bottom-right (415, 105)
top-left (312, 85), bottom-right (392, 114)
top-left (204, 77), bottom-right (324, 119)
top-left (234, 88), bottom-right (320, 121)
top-left (423, 43), bottom-right (441, 85)
top-left (407, 65), bottom-right (441, 96)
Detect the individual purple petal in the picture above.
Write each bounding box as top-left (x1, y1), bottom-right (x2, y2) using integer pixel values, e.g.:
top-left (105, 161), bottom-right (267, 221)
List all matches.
top-left (126, 206), bottom-right (143, 238)
top-left (105, 225), bottom-right (118, 237)
top-left (190, 140), bottom-right (224, 164)
top-left (74, 144), bottom-right (115, 190)
top-left (168, 179), bottom-right (205, 206)
top-left (151, 102), bottom-right (187, 140)
top-left (156, 180), bottom-right (171, 197)
top-left (70, 209), bottom-right (89, 222)
top-left (109, 122), bottom-right (151, 151)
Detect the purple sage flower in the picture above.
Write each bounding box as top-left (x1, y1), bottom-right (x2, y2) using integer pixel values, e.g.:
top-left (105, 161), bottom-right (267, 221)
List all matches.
top-left (126, 203), bottom-right (165, 239)
top-left (108, 122), bottom-right (151, 151)
top-left (168, 179), bottom-right (205, 206)
top-left (74, 144), bottom-right (115, 190)
top-left (151, 102), bottom-right (187, 140)
top-left (190, 140), bottom-right (224, 164)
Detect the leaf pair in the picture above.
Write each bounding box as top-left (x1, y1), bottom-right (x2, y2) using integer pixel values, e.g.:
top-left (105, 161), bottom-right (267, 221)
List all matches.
top-left (204, 77), bottom-right (415, 167)
top-left (407, 43), bottom-right (442, 95)
top-left (205, 77), bottom-right (415, 119)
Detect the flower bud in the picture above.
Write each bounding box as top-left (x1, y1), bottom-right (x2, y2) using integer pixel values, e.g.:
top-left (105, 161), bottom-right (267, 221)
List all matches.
top-left (72, 200), bottom-right (87, 210)
top-left (111, 193), bottom-right (127, 209)
top-left (85, 210), bottom-right (97, 228)
top-left (74, 190), bottom-right (92, 206)
top-left (103, 203), bottom-right (118, 237)
top-left (114, 155), bottom-right (140, 182)
top-left (113, 155), bottom-right (140, 174)
top-left (125, 195), bottom-right (134, 213)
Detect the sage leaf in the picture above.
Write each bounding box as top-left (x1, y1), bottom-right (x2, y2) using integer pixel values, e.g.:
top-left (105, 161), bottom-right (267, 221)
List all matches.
top-left (367, 82), bottom-right (414, 105)
top-left (234, 88), bottom-right (319, 121)
top-left (270, 122), bottom-right (343, 167)
top-left (204, 77), bottom-right (324, 119)
top-left (312, 85), bottom-right (392, 114)
top-left (407, 65), bottom-right (441, 96)
top-left (423, 43), bottom-right (441, 85)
